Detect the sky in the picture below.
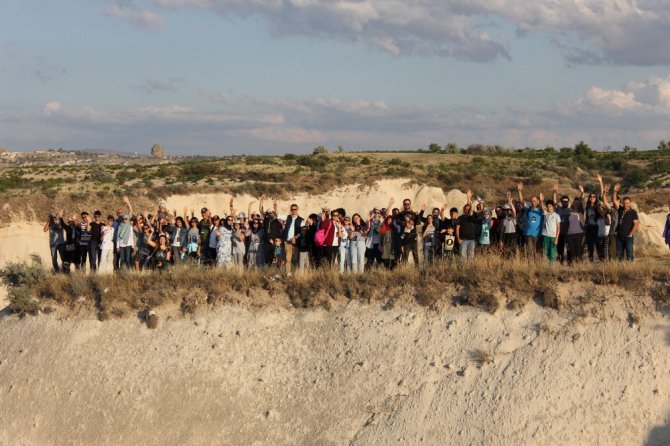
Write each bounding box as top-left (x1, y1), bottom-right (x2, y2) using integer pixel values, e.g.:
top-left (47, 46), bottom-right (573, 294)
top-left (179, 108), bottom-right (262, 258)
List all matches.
top-left (1, 0), bottom-right (670, 155)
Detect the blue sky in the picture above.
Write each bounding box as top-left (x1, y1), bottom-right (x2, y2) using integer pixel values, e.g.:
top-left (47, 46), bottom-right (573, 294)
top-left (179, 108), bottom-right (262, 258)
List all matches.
top-left (1, 0), bottom-right (669, 155)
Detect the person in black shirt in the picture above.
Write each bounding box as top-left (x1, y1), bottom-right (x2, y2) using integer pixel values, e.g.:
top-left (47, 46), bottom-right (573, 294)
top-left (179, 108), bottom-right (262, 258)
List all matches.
top-left (400, 217), bottom-right (419, 266)
top-left (89, 210), bottom-right (105, 272)
top-left (456, 190), bottom-right (478, 260)
top-left (612, 183), bottom-right (639, 261)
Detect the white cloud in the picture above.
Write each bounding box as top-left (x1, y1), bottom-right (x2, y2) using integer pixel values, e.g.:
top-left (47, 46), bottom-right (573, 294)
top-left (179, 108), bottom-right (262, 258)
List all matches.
top-left (104, 2), bottom-right (165, 29)
top-left (4, 74), bottom-right (670, 154)
top-left (151, 0), bottom-right (670, 65)
top-left (242, 126), bottom-right (327, 144)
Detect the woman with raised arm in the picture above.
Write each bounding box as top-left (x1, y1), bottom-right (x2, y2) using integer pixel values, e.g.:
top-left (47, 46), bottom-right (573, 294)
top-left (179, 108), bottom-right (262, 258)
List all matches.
top-left (566, 197), bottom-right (585, 264)
top-left (147, 231), bottom-right (172, 271)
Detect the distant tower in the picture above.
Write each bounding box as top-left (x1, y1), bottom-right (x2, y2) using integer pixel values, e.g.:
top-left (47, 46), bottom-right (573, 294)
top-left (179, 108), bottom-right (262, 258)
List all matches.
top-left (150, 144), bottom-right (166, 159)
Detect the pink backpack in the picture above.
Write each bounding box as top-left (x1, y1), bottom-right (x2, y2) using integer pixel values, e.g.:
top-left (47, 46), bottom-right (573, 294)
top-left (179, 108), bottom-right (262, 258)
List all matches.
top-left (314, 221), bottom-right (330, 247)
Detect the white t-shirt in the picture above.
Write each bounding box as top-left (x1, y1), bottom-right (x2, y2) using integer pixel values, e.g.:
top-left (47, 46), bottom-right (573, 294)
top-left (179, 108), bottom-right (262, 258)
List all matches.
top-left (100, 226), bottom-right (114, 250)
top-left (542, 211), bottom-right (561, 238)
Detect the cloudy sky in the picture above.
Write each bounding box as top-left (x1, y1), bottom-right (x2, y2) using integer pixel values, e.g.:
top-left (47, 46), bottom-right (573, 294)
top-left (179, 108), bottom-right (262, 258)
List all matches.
top-left (1, 0), bottom-right (670, 155)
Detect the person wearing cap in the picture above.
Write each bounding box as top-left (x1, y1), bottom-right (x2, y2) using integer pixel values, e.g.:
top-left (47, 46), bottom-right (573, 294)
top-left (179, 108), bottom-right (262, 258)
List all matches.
top-left (262, 199), bottom-right (283, 266)
top-left (43, 209), bottom-right (65, 273)
top-left (498, 191), bottom-right (518, 256)
top-left (282, 203), bottom-right (303, 274)
top-left (365, 207), bottom-right (384, 269)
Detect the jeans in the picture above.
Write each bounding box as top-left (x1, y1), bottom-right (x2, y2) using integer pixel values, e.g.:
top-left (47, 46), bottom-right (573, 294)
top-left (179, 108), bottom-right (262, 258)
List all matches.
top-left (460, 239), bottom-right (476, 260)
top-left (616, 236), bottom-right (635, 261)
top-left (299, 251), bottom-right (310, 270)
top-left (401, 241), bottom-right (419, 266)
top-left (423, 244), bottom-right (434, 265)
top-left (349, 240), bottom-right (367, 273)
top-left (50, 244), bottom-right (65, 272)
top-left (88, 243), bottom-right (99, 272)
top-left (365, 244), bottom-right (382, 270)
top-left (339, 243), bottom-right (351, 274)
top-left (79, 244), bottom-right (89, 270)
top-left (120, 246), bottom-right (133, 269)
top-left (566, 233), bottom-right (584, 263)
top-left (585, 224), bottom-right (598, 261)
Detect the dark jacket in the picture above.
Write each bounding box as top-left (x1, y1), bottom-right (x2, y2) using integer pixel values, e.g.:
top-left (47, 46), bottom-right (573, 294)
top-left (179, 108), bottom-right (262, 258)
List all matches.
top-left (282, 215), bottom-right (304, 242)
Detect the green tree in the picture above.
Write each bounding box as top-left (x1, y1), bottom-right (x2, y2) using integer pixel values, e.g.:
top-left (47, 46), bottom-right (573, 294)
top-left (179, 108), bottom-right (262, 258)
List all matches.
top-left (428, 143), bottom-right (442, 153)
top-left (312, 145), bottom-right (328, 155)
top-left (444, 142), bottom-right (459, 154)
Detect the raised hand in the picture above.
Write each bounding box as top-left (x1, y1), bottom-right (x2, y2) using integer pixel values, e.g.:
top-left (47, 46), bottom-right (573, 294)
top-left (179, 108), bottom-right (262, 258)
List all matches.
top-left (421, 203), bottom-right (427, 211)
top-left (604, 183), bottom-right (611, 192)
top-left (613, 183), bottom-right (621, 192)
top-left (578, 185), bottom-right (584, 194)
top-left (552, 183), bottom-right (559, 193)
top-left (517, 182), bottom-right (524, 191)
top-left (466, 189), bottom-right (472, 200)
top-left (506, 190), bottom-right (512, 200)
top-left (596, 174), bottom-right (603, 183)
top-left (539, 192), bottom-right (545, 202)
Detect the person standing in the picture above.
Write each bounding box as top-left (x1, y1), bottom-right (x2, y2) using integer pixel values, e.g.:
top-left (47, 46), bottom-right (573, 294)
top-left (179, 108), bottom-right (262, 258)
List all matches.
top-left (552, 184), bottom-right (571, 263)
top-left (612, 183), bottom-right (639, 261)
top-left (89, 210), bottom-right (105, 272)
top-left (44, 209), bottom-right (65, 273)
top-left (282, 203), bottom-right (303, 275)
top-left (456, 190), bottom-right (478, 261)
top-left (518, 182), bottom-right (543, 256)
top-left (98, 215), bottom-right (115, 274)
top-left (539, 195), bottom-right (561, 262)
top-left (663, 201), bottom-right (670, 249)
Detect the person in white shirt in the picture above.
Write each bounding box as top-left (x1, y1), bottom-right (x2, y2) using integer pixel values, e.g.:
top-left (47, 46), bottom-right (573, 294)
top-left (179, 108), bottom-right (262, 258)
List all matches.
top-left (98, 215), bottom-right (115, 274)
top-left (540, 194), bottom-right (561, 262)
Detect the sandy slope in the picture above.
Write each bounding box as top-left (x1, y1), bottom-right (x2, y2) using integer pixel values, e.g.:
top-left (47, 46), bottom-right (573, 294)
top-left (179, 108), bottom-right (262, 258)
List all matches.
top-left (1, 293), bottom-right (669, 445)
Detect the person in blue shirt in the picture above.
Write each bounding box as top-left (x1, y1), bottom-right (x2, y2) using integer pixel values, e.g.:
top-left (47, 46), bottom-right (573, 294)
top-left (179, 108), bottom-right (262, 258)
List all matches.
top-left (517, 181), bottom-right (544, 256)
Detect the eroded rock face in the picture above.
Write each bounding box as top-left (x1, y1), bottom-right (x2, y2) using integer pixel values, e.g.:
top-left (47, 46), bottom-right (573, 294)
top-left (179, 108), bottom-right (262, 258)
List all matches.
top-left (150, 144), bottom-right (166, 158)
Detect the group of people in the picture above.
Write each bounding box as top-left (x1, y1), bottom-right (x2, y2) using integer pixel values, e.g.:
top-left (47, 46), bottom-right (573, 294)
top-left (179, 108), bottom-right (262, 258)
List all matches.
top-left (44, 175), bottom-right (659, 276)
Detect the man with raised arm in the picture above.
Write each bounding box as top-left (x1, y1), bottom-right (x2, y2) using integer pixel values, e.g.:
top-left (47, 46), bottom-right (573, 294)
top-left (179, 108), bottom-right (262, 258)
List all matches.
top-left (539, 193), bottom-right (561, 262)
top-left (518, 182), bottom-right (544, 256)
top-left (612, 183), bottom-right (639, 261)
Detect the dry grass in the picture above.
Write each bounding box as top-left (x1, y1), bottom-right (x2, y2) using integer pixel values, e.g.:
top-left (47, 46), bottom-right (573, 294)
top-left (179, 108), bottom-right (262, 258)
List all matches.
top-left (2, 254), bottom-right (669, 319)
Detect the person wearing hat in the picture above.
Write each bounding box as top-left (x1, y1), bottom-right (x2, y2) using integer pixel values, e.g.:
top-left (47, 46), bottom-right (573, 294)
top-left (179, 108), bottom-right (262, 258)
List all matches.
top-left (261, 198), bottom-right (283, 266)
top-left (282, 203), bottom-right (303, 274)
top-left (498, 191), bottom-right (518, 256)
